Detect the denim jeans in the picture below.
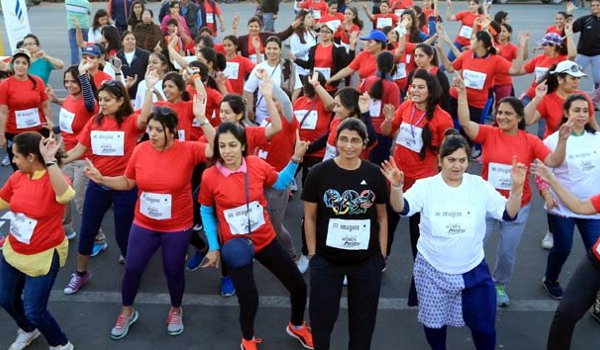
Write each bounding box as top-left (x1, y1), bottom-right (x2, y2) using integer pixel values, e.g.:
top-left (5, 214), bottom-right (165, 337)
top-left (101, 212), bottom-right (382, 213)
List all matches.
top-left (575, 54), bottom-right (600, 90)
top-left (263, 12), bottom-right (275, 31)
top-left (68, 28), bottom-right (88, 65)
top-left (0, 252), bottom-right (69, 347)
top-left (78, 180), bottom-right (137, 257)
top-left (545, 213), bottom-right (600, 282)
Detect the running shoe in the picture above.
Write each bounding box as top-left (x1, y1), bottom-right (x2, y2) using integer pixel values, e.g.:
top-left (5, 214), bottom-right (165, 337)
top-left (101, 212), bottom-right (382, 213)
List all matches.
top-left (118, 255), bottom-right (125, 265)
top-left (65, 230), bottom-right (77, 240)
top-left (186, 249), bottom-right (207, 272)
top-left (591, 297), bottom-right (600, 323)
top-left (63, 271), bottom-right (92, 295)
top-left (48, 342), bottom-right (74, 350)
top-left (0, 234), bottom-right (5, 250)
top-left (221, 276), bottom-right (236, 297)
top-left (286, 322), bottom-right (314, 349)
top-left (496, 285), bottom-right (510, 307)
top-left (91, 241), bottom-right (108, 257)
top-left (542, 278), bottom-right (564, 300)
top-left (240, 337), bottom-right (263, 350)
top-left (110, 310), bottom-right (139, 340)
top-left (167, 307), bottom-right (184, 336)
top-left (290, 179), bottom-right (299, 192)
top-left (2, 153), bottom-right (10, 166)
top-left (8, 328), bottom-right (41, 350)
top-left (541, 231), bottom-right (554, 250)
top-left (295, 255), bottom-right (309, 274)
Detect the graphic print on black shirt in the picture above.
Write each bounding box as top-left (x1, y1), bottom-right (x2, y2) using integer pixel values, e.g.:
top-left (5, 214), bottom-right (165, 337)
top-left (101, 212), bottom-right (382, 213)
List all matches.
top-left (323, 189), bottom-right (376, 215)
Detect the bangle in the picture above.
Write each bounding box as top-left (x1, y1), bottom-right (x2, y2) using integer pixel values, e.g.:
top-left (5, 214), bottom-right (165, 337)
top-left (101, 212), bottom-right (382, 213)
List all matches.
top-left (45, 160), bottom-right (58, 167)
top-left (291, 155), bottom-right (302, 163)
top-left (391, 183), bottom-right (404, 190)
top-left (115, 73), bottom-right (122, 76)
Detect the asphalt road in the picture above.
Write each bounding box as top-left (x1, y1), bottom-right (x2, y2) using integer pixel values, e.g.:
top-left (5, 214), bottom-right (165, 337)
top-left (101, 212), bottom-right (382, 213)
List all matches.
top-left (1, 1), bottom-right (600, 349)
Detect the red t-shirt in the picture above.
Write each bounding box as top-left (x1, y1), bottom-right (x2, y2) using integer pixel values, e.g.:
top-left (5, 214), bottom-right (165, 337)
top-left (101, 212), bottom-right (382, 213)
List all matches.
top-left (359, 76), bottom-right (401, 133)
top-left (391, 41), bottom-right (416, 92)
top-left (474, 125), bottom-right (551, 205)
top-left (299, 0), bottom-right (328, 21)
top-left (335, 24), bottom-right (360, 45)
top-left (1, 171), bottom-right (70, 254)
top-left (454, 11), bottom-right (482, 47)
top-left (523, 54), bottom-right (567, 98)
top-left (314, 43), bottom-right (336, 91)
top-left (0, 76), bottom-right (49, 134)
top-left (293, 96), bottom-right (331, 158)
top-left (536, 90), bottom-right (595, 138)
top-left (154, 100), bottom-right (194, 141)
top-left (349, 50), bottom-right (378, 81)
top-left (199, 155), bottom-right (278, 252)
top-left (373, 14), bottom-right (398, 29)
top-left (77, 114), bottom-right (143, 177)
top-left (224, 55), bottom-right (255, 95)
top-left (125, 141), bottom-right (207, 232)
top-left (60, 95), bottom-right (98, 163)
top-left (390, 100), bottom-right (453, 187)
top-left (202, 2), bottom-right (222, 36)
top-left (255, 116), bottom-right (298, 171)
top-left (390, 0), bottom-right (413, 10)
top-left (91, 71), bottom-right (113, 89)
top-left (320, 12), bottom-right (344, 26)
top-left (449, 51), bottom-right (512, 109)
top-left (494, 42), bottom-right (518, 86)
top-left (592, 195), bottom-right (600, 260)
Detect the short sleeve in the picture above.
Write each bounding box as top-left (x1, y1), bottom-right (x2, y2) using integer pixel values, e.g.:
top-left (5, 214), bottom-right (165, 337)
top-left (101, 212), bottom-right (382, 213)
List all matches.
top-left (301, 163), bottom-right (320, 203)
top-left (523, 56), bottom-right (537, 74)
top-left (402, 178), bottom-right (426, 216)
top-left (36, 77), bottom-right (49, 101)
top-left (591, 194), bottom-right (600, 213)
top-left (0, 79), bottom-right (9, 105)
top-left (494, 56), bottom-right (512, 75)
top-left (452, 53), bottom-right (464, 70)
top-left (390, 102), bottom-right (407, 135)
top-left (244, 66), bottom-right (260, 93)
top-left (348, 52), bottom-right (364, 71)
top-left (124, 144), bottom-right (140, 180)
top-left (473, 124), bottom-right (493, 144)
top-left (537, 97), bottom-right (548, 119)
top-left (482, 179), bottom-right (508, 220)
top-left (247, 126), bottom-right (268, 148)
top-left (215, 3), bottom-right (222, 15)
top-left (0, 174), bottom-right (15, 203)
top-left (198, 168), bottom-right (215, 206)
top-left (189, 141), bottom-right (208, 164)
top-left (455, 11), bottom-right (465, 22)
top-left (77, 117), bottom-right (94, 148)
top-left (531, 135), bottom-right (552, 162)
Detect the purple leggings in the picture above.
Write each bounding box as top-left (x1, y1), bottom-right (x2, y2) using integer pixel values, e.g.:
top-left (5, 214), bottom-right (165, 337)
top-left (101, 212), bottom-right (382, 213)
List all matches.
top-left (121, 224), bottom-right (192, 307)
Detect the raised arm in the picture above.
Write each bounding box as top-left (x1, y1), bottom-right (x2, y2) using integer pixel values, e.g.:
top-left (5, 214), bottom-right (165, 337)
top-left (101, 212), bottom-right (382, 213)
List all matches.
top-left (381, 158), bottom-right (405, 212)
top-left (454, 75), bottom-right (479, 140)
top-left (308, 72), bottom-right (335, 111)
top-left (524, 81), bottom-right (547, 125)
top-left (543, 122), bottom-right (571, 167)
top-left (505, 157), bottom-right (527, 218)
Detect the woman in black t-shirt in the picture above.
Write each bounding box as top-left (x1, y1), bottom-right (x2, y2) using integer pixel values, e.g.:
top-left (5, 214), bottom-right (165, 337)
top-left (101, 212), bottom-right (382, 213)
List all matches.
top-left (302, 118), bottom-right (388, 350)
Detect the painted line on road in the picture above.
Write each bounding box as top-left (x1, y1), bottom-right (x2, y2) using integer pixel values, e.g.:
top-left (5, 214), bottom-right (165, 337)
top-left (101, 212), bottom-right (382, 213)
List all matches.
top-left (49, 291), bottom-right (560, 312)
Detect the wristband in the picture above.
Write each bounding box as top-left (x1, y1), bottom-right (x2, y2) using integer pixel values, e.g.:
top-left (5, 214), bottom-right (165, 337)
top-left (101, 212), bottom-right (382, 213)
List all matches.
top-left (291, 155), bottom-right (303, 163)
top-left (45, 160), bottom-right (58, 167)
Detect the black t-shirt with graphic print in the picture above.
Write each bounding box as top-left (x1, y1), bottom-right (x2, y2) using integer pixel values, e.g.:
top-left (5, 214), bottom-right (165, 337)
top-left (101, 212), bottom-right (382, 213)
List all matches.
top-left (302, 159), bottom-right (388, 264)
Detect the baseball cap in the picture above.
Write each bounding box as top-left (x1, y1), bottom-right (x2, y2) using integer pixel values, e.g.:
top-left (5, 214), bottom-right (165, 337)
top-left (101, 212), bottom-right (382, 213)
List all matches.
top-left (12, 48), bottom-right (31, 61)
top-left (536, 32), bottom-right (563, 47)
top-left (81, 45), bottom-right (102, 58)
top-left (552, 60), bottom-right (587, 78)
top-left (359, 30), bottom-right (387, 44)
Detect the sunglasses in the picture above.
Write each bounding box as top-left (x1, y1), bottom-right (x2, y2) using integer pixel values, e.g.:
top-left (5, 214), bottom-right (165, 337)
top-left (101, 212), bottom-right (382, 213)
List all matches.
top-left (559, 64), bottom-right (583, 74)
top-left (152, 106), bottom-right (175, 116)
top-left (101, 79), bottom-right (120, 88)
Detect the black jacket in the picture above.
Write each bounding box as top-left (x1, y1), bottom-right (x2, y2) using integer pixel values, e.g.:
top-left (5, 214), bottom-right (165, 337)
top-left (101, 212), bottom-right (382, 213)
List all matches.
top-left (294, 43), bottom-right (356, 88)
top-left (117, 48), bottom-right (150, 98)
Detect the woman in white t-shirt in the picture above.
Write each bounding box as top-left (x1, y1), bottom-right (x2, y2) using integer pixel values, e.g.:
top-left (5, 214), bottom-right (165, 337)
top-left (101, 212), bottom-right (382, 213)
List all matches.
top-left (290, 10), bottom-right (318, 78)
top-left (243, 36), bottom-right (303, 125)
top-left (382, 129), bottom-right (526, 350)
top-left (537, 94), bottom-right (600, 301)
top-left (133, 52), bottom-right (168, 109)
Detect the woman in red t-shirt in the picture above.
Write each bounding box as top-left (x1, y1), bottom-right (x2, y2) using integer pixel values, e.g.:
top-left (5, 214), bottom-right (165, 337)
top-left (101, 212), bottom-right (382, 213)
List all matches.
top-left (47, 63), bottom-right (98, 241)
top-left (83, 108), bottom-right (213, 339)
top-left (0, 49), bottom-right (53, 171)
top-left (362, 1), bottom-right (398, 30)
top-left (222, 35), bottom-right (255, 95)
top-left (381, 69), bottom-right (454, 305)
top-left (444, 0), bottom-right (482, 61)
top-left (456, 77), bottom-right (569, 307)
top-left (0, 132), bottom-right (76, 350)
top-left (61, 80), bottom-right (151, 295)
top-left (199, 122), bottom-right (313, 350)
top-left (412, 43), bottom-right (451, 113)
top-left (492, 23), bottom-right (524, 110)
top-left (333, 6), bottom-right (363, 49)
top-left (328, 29), bottom-right (386, 85)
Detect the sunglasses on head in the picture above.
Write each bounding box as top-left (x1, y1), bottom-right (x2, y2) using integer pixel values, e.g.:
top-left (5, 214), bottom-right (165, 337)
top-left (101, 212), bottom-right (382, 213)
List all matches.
top-left (101, 79), bottom-right (120, 88)
top-left (152, 106), bottom-right (174, 116)
top-left (560, 64), bottom-right (583, 74)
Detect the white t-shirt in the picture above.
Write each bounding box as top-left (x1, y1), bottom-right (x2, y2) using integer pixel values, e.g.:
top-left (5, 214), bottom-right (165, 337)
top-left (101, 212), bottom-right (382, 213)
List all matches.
top-left (244, 61), bottom-right (303, 124)
top-left (544, 131), bottom-right (600, 219)
top-left (403, 173), bottom-right (507, 274)
top-left (134, 79), bottom-right (166, 109)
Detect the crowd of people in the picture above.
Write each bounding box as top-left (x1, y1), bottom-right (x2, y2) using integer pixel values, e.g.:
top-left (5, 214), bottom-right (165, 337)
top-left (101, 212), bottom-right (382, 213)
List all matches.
top-left (0, 0), bottom-right (600, 349)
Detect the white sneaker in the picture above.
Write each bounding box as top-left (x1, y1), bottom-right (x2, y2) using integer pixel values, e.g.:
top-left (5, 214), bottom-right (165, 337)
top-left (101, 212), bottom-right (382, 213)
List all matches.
top-left (9, 328), bottom-right (41, 350)
top-left (290, 179), bottom-right (299, 192)
top-left (49, 341), bottom-right (74, 350)
top-left (343, 275), bottom-right (348, 286)
top-left (541, 231), bottom-right (554, 250)
top-left (295, 255), bottom-right (309, 274)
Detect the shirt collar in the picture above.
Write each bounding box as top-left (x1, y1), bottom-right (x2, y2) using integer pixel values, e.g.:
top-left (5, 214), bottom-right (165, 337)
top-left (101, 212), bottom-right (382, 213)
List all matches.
top-left (472, 51), bottom-right (491, 59)
top-left (31, 170), bottom-right (46, 180)
top-left (216, 159), bottom-right (247, 177)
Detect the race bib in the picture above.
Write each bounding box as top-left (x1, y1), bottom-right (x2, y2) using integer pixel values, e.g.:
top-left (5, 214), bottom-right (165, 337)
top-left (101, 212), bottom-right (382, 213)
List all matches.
top-left (257, 149), bottom-right (269, 159)
top-left (430, 207), bottom-right (475, 238)
top-left (59, 108), bottom-right (76, 134)
top-left (376, 17), bottom-right (393, 29)
top-left (487, 162), bottom-right (512, 190)
top-left (314, 66), bottom-right (331, 80)
top-left (223, 201), bottom-right (266, 235)
top-left (323, 143), bottom-right (337, 160)
top-left (394, 9), bottom-right (404, 17)
top-left (178, 129), bottom-right (185, 141)
top-left (534, 67), bottom-right (550, 82)
top-left (326, 218), bottom-right (370, 250)
top-left (15, 108), bottom-right (41, 129)
top-left (207, 15), bottom-right (214, 24)
top-left (140, 192), bottom-right (172, 220)
top-left (294, 110), bottom-right (318, 130)
top-left (90, 131), bottom-right (125, 156)
top-left (369, 99), bottom-right (382, 118)
top-left (312, 9), bottom-right (321, 19)
top-left (224, 61), bottom-right (240, 80)
top-left (463, 69), bottom-right (487, 90)
top-left (10, 213), bottom-right (38, 245)
top-left (396, 123), bottom-right (423, 153)
top-left (459, 25), bottom-right (473, 39)
top-left (393, 62), bottom-right (407, 80)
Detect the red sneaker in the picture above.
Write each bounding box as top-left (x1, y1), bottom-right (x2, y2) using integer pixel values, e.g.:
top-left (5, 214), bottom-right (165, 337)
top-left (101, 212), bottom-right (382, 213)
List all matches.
top-left (240, 337), bottom-right (262, 350)
top-left (286, 322), bottom-right (314, 349)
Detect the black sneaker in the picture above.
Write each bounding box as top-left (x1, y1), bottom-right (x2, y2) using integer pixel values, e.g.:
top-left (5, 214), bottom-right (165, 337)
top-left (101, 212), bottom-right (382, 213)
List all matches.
top-left (542, 278), bottom-right (564, 300)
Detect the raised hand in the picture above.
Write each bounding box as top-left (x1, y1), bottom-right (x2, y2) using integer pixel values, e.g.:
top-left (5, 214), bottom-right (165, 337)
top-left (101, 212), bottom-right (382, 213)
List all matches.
top-left (145, 69), bottom-right (160, 89)
top-left (558, 120), bottom-right (573, 140)
top-left (39, 133), bottom-right (60, 162)
top-left (380, 157), bottom-right (404, 188)
top-left (358, 92), bottom-right (371, 114)
top-left (383, 104), bottom-right (396, 122)
top-left (293, 129), bottom-right (310, 158)
top-left (259, 77), bottom-right (274, 100)
top-left (530, 158), bottom-right (554, 184)
top-left (193, 93), bottom-right (207, 120)
top-left (510, 155), bottom-right (528, 187)
top-left (452, 73), bottom-right (466, 94)
top-left (535, 80), bottom-right (548, 98)
top-left (125, 74), bottom-right (138, 89)
top-left (308, 71), bottom-right (320, 87)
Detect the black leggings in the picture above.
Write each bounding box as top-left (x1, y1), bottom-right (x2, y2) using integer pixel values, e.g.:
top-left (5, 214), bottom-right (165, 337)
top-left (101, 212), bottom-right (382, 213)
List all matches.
top-left (408, 213), bottom-right (421, 306)
top-left (229, 238), bottom-right (307, 340)
top-left (547, 254), bottom-right (600, 350)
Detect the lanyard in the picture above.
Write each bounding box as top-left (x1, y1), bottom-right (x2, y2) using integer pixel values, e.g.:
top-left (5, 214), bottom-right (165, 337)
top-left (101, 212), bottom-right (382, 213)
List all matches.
top-left (409, 105), bottom-right (426, 138)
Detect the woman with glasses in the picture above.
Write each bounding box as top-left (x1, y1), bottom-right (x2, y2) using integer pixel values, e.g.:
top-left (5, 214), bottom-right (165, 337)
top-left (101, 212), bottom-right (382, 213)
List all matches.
top-left (303, 118), bottom-right (388, 350)
top-left (21, 34), bottom-right (65, 86)
top-left (61, 79), bottom-right (151, 295)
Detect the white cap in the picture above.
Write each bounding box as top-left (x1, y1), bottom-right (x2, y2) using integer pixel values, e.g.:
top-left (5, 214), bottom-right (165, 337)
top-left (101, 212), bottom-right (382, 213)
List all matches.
top-left (553, 60), bottom-right (587, 78)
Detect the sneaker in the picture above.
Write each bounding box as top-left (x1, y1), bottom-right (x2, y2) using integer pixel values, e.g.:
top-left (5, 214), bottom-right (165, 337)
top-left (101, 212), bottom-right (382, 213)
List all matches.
top-left (496, 285), bottom-right (510, 307)
top-left (2, 153), bottom-right (10, 166)
top-left (343, 275), bottom-right (348, 286)
top-left (63, 271), bottom-right (92, 295)
top-left (8, 328), bottom-right (41, 350)
top-left (290, 179), bottom-right (299, 192)
top-left (110, 310), bottom-right (139, 340)
top-left (192, 223), bottom-right (203, 232)
top-left (118, 255), bottom-right (125, 265)
top-left (65, 231), bottom-right (77, 240)
top-left (542, 278), bottom-right (564, 300)
top-left (166, 307), bottom-right (184, 336)
top-left (240, 337), bottom-right (263, 350)
top-left (186, 249), bottom-right (207, 272)
top-left (286, 322), bottom-right (314, 349)
top-left (591, 298), bottom-right (600, 323)
top-left (541, 231), bottom-right (554, 250)
top-left (49, 342), bottom-right (74, 350)
top-left (295, 255), bottom-right (309, 274)
top-left (221, 276), bottom-right (236, 297)
top-left (90, 241), bottom-right (108, 257)
top-left (0, 235), bottom-right (5, 250)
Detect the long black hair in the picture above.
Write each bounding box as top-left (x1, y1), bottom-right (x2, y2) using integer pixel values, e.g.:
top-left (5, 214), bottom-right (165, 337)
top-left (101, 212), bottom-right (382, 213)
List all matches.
top-left (64, 65), bottom-right (99, 100)
top-left (163, 71), bottom-right (190, 101)
top-left (368, 51), bottom-right (395, 100)
top-left (561, 94), bottom-right (596, 134)
top-left (95, 80), bottom-right (133, 127)
top-left (149, 106), bottom-right (180, 148)
top-left (335, 87), bottom-right (361, 118)
top-left (475, 31), bottom-right (497, 55)
top-left (410, 69), bottom-right (443, 160)
top-left (439, 128), bottom-right (471, 159)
